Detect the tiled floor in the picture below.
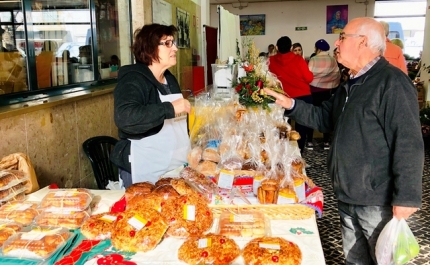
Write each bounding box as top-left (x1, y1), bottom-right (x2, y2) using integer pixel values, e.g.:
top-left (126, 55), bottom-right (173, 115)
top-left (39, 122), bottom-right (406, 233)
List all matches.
top-left (302, 140), bottom-right (430, 265)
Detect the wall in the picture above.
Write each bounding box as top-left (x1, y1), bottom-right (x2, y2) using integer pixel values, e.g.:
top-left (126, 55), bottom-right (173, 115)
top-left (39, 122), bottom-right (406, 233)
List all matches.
top-left (0, 91), bottom-right (117, 189)
top-left (211, 0), bottom-right (375, 60)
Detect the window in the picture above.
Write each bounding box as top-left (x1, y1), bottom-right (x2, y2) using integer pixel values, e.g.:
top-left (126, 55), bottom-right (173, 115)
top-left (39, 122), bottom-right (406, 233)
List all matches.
top-left (0, 0), bottom-right (131, 102)
top-left (374, 0), bottom-right (426, 59)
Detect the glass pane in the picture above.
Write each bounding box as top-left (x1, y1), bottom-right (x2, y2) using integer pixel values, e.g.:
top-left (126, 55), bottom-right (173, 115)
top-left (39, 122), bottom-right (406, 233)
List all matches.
top-left (32, 0), bottom-right (93, 89)
top-left (375, 1), bottom-right (426, 16)
top-left (374, 17), bottom-right (425, 59)
top-left (96, 0), bottom-right (131, 79)
top-left (0, 1), bottom-right (28, 95)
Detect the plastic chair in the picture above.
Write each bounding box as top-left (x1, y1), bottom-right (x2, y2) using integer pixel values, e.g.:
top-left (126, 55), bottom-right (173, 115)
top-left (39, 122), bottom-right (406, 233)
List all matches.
top-left (82, 136), bottom-right (119, 189)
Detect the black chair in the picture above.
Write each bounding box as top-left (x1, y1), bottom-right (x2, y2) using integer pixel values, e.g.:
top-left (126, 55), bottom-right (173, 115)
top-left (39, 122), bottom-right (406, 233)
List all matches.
top-left (82, 136), bottom-right (119, 189)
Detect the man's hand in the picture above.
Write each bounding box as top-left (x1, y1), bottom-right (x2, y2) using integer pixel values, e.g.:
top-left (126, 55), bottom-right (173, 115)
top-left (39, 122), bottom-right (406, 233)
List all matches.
top-left (263, 88), bottom-right (294, 109)
top-left (393, 206), bottom-right (419, 220)
top-left (171, 98), bottom-right (191, 114)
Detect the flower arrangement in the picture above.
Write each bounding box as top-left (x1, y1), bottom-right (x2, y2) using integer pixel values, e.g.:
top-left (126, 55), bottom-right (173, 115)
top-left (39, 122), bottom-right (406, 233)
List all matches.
top-left (233, 40), bottom-right (284, 110)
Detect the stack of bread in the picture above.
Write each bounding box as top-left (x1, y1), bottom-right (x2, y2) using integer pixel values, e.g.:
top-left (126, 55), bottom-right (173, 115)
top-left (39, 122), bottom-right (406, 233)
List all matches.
top-left (187, 97), bottom-right (314, 206)
top-left (2, 226), bottom-right (71, 260)
top-left (0, 201), bottom-right (41, 225)
top-left (35, 188), bottom-right (93, 229)
top-left (0, 170), bottom-right (29, 204)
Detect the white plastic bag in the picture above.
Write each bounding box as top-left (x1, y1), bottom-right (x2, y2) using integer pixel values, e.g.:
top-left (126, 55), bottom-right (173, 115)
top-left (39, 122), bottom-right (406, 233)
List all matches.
top-left (375, 217), bottom-right (420, 265)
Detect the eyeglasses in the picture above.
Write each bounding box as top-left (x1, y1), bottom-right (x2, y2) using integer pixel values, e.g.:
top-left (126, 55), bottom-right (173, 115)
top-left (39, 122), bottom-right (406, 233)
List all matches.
top-left (339, 32), bottom-right (365, 42)
top-left (159, 40), bottom-right (177, 48)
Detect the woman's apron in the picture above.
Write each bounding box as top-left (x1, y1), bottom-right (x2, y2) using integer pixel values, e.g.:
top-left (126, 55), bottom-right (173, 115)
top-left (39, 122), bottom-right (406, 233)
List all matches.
top-left (129, 92), bottom-right (190, 183)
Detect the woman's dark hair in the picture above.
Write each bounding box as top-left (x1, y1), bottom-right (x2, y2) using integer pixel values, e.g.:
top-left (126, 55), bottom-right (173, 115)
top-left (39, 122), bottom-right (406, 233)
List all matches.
top-left (292, 43), bottom-right (302, 50)
top-left (132, 24), bottom-right (177, 65)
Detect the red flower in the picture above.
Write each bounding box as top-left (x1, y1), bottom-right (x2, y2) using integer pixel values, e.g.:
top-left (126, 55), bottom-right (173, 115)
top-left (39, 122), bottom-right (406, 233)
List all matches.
top-left (243, 64), bottom-right (254, 72)
top-left (235, 83), bottom-right (243, 92)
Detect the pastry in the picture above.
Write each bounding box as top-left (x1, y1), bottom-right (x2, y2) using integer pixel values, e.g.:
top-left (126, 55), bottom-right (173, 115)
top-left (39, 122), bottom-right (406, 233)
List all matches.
top-left (178, 233), bottom-right (240, 265)
top-left (155, 177), bottom-right (173, 187)
top-left (257, 179), bottom-right (279, 204)
top-left (201, 148), bottom-right (221, 163)
top-left (196, 160), bottom-right (217, 176)
top-left (161, 194), bottom-right (213, 238)
top-left (187, 146), bottom-right (203, 169)
top-left (0, 223), bottom-right (22, 247)
top-left (35, 208), bottom-right (91, 229)
top-left (0, 201), bottom-right (40, 225)
top-left (218, 210), bottom-right (266, 237)
top-left (242, 237), bottom-right (302, 265)
top-left (111, 208), bottom-right (168, 252)
top-left (127, 193), bottom-right (167, 212)
top-left (2, 228), bottom-right (70, 259)
top-left (288, 130), bottom-right (301, 141)
top-left (40, 188), bottom-right (92, 211)
top-left (0, 170), bottom-right (26, 188)
top-left (0, 182), bottom-right (26, 200)
top-left (152, 184), bottom-right (180, 200)
top-left (125, 182), bottom-right (154, 202)
top-left (81, 212), bottom-right (120, 240)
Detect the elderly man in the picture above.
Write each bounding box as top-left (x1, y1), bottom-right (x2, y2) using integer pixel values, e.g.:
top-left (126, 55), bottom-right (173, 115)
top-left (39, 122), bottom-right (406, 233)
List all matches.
top-left (265, 17), bottom-right (423, 265)
top-left (379, 21), bottom-right (408, 74)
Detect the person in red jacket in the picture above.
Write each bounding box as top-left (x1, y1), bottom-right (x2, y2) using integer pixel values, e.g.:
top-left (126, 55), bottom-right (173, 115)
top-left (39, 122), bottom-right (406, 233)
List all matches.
top-left (269, 36), bottom-right (314, 151)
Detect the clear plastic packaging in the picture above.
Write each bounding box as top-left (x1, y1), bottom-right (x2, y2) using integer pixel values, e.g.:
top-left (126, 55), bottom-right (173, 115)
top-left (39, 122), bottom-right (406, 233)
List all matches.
top-left (40, 188), bottom-right (93, 211)
top-left (35, 206), bottom-right (91, 229)
top-left (0, 201), bottom-right (40, 225)
top-left (0, 170), bottom-right (29, 191)
top-left (0, 221), bottom-right (23, 247)
top-left (179, 167), bottom-right (218, 198)
top-left (124, 181), bottom-right (154, 202)
top-left (2, 226), bottom-right (71, 260)
top-left (217, 209), bottom-right (270, 238)
top-left (178, 233), bottom-right (240, 265)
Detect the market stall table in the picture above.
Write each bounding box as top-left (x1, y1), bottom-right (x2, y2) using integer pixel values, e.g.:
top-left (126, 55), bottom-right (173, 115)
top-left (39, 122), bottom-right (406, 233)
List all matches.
top-left (26, 187), bottom-right (326, 265)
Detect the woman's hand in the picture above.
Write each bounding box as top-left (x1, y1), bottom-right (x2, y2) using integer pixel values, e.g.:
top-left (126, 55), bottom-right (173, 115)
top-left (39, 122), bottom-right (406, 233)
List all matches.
top-left (171, 98), bottom-right (191, 114)
top-left (263, 88), bottom-right (294, 109)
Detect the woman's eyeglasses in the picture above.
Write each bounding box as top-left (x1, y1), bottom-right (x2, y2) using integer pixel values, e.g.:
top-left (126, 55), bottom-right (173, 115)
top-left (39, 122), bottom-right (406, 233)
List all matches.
top-left (159, 40), bottom-right (177, 48)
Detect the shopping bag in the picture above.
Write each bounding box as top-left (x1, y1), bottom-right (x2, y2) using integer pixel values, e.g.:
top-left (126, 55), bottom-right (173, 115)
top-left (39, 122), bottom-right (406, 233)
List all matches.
top-left (375, 217), bottom-right (420, 265)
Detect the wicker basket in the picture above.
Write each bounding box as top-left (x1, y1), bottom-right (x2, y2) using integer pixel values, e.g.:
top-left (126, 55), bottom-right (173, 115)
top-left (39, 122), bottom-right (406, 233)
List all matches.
top-left (209, 203), bottom-right (315, 220)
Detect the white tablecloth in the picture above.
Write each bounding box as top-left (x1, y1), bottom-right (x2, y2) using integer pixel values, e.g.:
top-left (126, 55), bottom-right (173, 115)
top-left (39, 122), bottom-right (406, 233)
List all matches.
top-left (27, 187), bottom-right (326, 265)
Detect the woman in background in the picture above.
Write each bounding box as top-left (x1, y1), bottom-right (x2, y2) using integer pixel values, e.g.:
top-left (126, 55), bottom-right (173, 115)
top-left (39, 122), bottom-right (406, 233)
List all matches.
top-left (111, 24), bottom-right (191, 188)
top-left (291, 43), bottom-right (304, 58)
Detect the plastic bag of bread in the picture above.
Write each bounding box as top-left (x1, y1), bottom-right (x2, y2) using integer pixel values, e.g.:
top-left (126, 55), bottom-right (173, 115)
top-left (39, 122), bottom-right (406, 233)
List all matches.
top-left (242, 236), bottom-right (302, 265)
top-left (0, 181), bottom-right (28, 204)
top-left (35, 206), bottom-right (91, 229)
top-left (0, 201), bottom-right (41, 225)
top-left (111, 207), bottom-right (169, 252)
top-left (217, 209), bottom-right (270, 238)
top-left (178, 233), bottom-right (240, 265)
top-left (40, 188), bottom-right (93, 211)
top-left (179, 167), bottom-right (218, 198)
top-left (0, 153), bottom-right (40, 194)
top-left (2, 226), bottom-right (71, 260)
top-left (0, 222), bottom-right (23, 247)
top-left (0, 170), bottom-right (29, 190)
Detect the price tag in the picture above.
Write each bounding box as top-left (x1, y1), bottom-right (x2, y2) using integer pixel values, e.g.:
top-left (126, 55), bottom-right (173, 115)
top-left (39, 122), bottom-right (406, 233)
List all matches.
top-left (198, 238), bottom-right (212, 248)
top-left (127, 215), bottom-right (148, 231)
top-left (99, 215), bottom-right (117, 223)
top-left (217, 170), bottom-right (235, 189)
top-left (22, 231), bottom-right (46, 241)
top-left (230, 214), bottom-right (254, 222)
top-left (259, 242), bottom-right (280, 250)
top-left (183, 205), bottom-right (196, 221)
top-left (54, 189), bottom-right (77, 197)
top-left (15, 203), bottom-right (33, 211)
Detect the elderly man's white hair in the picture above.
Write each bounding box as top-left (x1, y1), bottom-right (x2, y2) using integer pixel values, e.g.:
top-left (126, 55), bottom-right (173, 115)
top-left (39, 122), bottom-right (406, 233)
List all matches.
top-left (379, 21), bottom-right (389, 37)
top-left (354, 18), bottom-right (386, 55)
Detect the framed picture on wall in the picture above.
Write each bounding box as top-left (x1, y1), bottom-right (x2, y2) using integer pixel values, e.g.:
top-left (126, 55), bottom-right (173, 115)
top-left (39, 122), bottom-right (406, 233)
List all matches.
top-left (326, 5), bottom-right (348, 34)
top-left (176, 7), bottom-right (190, 48)
top-left (239, 14), bottom-right (265, 36)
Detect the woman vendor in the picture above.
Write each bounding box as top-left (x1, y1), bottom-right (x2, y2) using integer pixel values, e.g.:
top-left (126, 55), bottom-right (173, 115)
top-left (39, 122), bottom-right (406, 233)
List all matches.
top-left (110, 24), bottom-right (191, 188)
